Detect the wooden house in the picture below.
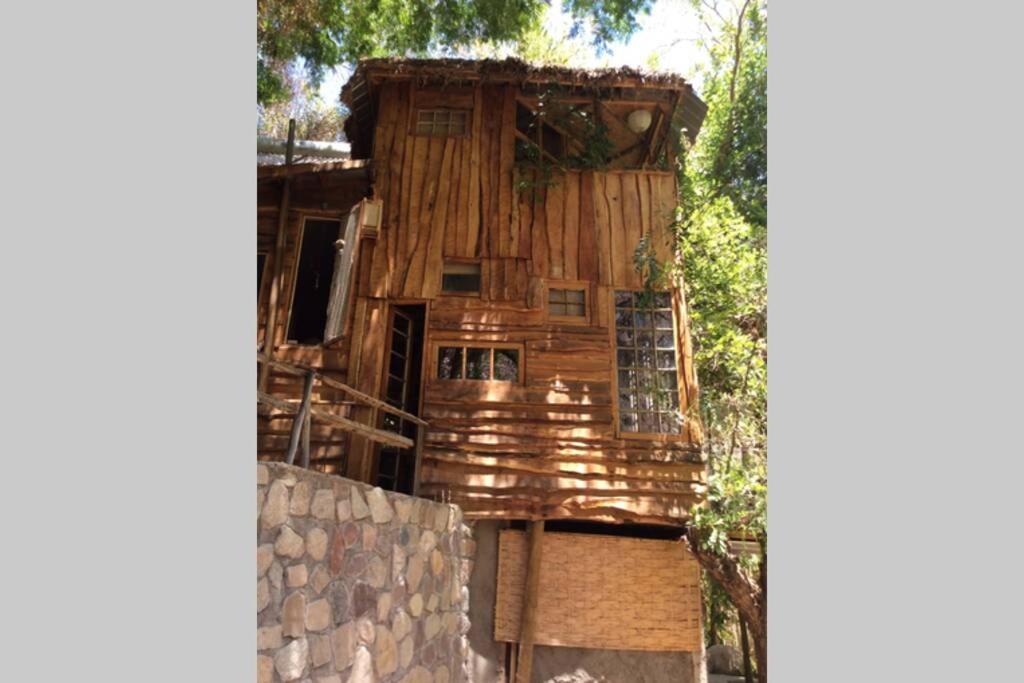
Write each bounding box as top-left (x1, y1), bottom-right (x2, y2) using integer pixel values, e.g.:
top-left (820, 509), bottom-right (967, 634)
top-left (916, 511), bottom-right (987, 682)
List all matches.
top-left (258, 58), bottom-right (710, 682)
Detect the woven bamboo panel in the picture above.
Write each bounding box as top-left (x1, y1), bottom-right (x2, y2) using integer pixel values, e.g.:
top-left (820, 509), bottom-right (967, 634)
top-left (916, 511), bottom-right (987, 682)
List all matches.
top-left (494, 530), bottom-right (702, 652)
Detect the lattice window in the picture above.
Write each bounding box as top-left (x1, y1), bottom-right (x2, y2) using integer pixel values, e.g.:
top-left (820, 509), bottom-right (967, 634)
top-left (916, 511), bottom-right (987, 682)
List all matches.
top-left (415, 109), bottom-right (468, 136)
top-left (614, 291), bottom-right (682, 434)
top-left (548, 287), bottom-right (586, 318)
top-left (437, 346), bottom-right (520, 382)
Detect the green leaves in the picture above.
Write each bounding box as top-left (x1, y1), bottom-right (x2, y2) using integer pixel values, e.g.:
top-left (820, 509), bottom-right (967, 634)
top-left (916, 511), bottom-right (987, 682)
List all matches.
top-left (679, 1), bottom-right (767, 568)
top-left (257, 0), bottom-right (657, 106)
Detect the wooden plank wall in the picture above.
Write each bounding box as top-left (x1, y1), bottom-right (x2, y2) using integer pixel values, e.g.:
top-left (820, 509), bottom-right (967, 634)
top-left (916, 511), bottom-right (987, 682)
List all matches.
top-left (370, 82), bottom-right (526, 302)
top-left (359, 81), bottom-right (704, 524)
top-left (256, 172), bottom-right (368, 470)
top-left (418, 302), bottom-right (704, 524)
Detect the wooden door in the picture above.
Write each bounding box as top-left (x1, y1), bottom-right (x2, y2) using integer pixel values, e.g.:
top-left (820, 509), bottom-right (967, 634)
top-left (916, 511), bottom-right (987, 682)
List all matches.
top-left (373, 305), bottom-right (424, 493)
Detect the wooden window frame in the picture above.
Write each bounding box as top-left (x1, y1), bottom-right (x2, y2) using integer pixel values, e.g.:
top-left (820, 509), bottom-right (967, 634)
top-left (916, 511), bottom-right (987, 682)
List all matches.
top-left (282, 213), bottom-right (344, 348)
top-left (544, 280), bottom-right (592, 325)
top-left (609, 288), bottom-right (687, 441)
top-left (431, 342), bottom-right (525, 386)
top-left (412, 108), bottom-right (471, 138)
top-left (440, 258), bottom-right (482, 298)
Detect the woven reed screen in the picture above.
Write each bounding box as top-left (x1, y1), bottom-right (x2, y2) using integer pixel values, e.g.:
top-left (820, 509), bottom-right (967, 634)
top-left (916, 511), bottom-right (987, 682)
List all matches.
top-left (494, 530), bottom-right (702, 652)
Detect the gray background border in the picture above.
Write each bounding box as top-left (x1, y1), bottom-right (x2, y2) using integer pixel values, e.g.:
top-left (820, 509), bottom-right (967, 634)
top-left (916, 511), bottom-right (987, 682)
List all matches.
top-left (2, 0), bottom-right (1022, 680)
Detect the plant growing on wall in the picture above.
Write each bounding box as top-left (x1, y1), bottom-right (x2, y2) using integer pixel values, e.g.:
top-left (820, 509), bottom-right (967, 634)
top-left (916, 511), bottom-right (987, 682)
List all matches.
top-left (514, 83), bottom-right (615, 201)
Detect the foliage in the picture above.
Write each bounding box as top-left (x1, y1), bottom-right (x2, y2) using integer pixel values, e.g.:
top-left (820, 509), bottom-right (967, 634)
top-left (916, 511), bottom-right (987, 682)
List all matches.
top-left (257, 66), bottom-right (347, 141)
top-left (514, 84), bottom-right (615, 200)
top-left (677, 0), bottom-right (767, 527)
top-left (257, 0), bottom-right (658, 105)
top-left (670, 0), bottom-right (767, 665)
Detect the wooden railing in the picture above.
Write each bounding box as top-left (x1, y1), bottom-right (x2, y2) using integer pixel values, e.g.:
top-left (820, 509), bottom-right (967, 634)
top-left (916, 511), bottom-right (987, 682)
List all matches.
top-left (257, 354), bottom-right (428, 471)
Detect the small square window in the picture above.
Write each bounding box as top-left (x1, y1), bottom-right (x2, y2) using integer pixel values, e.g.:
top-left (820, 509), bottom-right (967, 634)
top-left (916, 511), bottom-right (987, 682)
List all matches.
top-left (548, 287), bottom-right (587, 318)
top-left (442, 262), bottom-right (481, 294)
top-left (415, 109), bottom-right (468, 136)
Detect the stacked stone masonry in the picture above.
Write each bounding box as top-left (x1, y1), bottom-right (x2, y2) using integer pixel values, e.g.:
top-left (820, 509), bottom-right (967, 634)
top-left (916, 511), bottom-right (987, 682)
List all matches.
top-left (258, 463), bottom-right (474, 683)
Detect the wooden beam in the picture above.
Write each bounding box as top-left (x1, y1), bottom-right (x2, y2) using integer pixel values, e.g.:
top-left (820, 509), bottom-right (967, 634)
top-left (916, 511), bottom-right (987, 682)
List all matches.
top-left (258, 392), bottom-right (414, 449)
top-left (285, 369), bottom-right (315, 466)
top-left (516, 520), bottom-right (545, 683)
top-left (256, 159), bottom-right (371, 180)
top-left (258, 119), bottom-right (295, 392)
top-left (258, 354), bottom-right (428, 427)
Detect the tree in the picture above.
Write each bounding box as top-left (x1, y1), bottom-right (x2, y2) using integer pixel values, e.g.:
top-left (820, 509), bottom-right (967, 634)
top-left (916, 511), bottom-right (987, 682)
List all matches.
top-left (257, 0), bottom-right (656, 105)
top-left (669, 0), bottom-right (767, 679)
top-left (257, 65), bottom-right (347, 142)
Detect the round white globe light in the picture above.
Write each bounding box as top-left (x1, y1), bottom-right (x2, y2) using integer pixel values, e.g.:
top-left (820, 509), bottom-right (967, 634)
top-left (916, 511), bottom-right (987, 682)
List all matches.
top-left (627, 109), bottom-right (653, 134)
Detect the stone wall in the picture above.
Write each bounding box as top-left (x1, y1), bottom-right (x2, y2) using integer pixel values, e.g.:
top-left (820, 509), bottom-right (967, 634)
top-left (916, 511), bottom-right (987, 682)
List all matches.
top-left (258, 463), bottom-right (474, 683)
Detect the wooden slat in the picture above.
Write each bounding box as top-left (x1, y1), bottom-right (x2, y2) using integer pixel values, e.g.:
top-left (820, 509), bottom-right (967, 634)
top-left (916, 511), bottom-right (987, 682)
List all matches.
top-left (258, 354), bottom-right (428, 427)
top-left (258, 392), bottom-right (413, 449)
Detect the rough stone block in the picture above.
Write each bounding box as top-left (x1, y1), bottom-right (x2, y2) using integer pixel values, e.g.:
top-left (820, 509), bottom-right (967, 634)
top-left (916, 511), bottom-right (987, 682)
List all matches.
top-left (257, 624), bottom-right (282, 650)
top-left (377, 592), bottom-right (392, 623)
top-left (310, 633), bottom-right (333, 668)
top-left (399, 635), bottom-right (414, 669)
top-left (261, 480), bottom-right (290, 529)
top-left (367, 556), bottom-right (387, 589)
top-left (392, 609), bottom-right (412, 642)
top-left (257, 578), bottom-right (270, 613)
top-left (282, 591), bottom-right (307, 637)
top-left (258, 544), bottom-right (274, 577)
top-left (311, 489), bottom-right (336, 521)
top-left (306, 527), bottom-right (328, 561)
top-left (257, 465), bottom-right (269, 486)
top-left (401, 666), bottom-right (432, 683)
top-left (336, 500), bottom-right (353, 522)
top-left (276, 526), bottom-right (306, 559)
top-left (347, 646), bottom-right (374, 683)
top-left (366, 487), bottom-right (393, 524)
top-left (330, 622), bottom-right (355, 672)
top-left (257, 655), bottom-right (274, 683)
top-left (424, 614), bottom-right (441, 640)
top-left (374, 625), bottom-right (398, 676)
top-left (408, 593), bottom-right (423, 618)
top-left (290, 480), bottom-right (313, 516)
top-left (274, 637), bottom-right (309, 682)
top-left (287, 564), bottom-right (308, 588)
top-left (351, 487), bottom-right (370, 520)
top-left (394, 498), bottom-right (413, 523)
top-left (306, 598), bottom-right (332, 632)
top-left (310, 565), bottom-right (331, 595)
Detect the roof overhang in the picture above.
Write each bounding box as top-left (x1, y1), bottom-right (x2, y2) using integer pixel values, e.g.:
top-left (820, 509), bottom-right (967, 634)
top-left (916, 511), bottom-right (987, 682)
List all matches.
top-left (340, 58), bottom-right (707, 159)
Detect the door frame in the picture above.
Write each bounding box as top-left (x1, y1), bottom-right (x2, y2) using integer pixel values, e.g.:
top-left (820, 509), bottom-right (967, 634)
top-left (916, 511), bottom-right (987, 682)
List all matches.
top-left (371, 299), bottom-right (430, 494)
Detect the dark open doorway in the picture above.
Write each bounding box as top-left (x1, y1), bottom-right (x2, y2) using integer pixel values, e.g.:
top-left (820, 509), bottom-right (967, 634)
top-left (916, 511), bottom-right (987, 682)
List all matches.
top-left (373, 304), bottom-right (425, 494)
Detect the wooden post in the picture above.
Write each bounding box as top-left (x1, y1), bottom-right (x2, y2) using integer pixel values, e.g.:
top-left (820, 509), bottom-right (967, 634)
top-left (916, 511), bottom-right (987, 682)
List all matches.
top-left (411, 422), bottom-right (425, 496)
top-left (286, 369), bottom-right (314, 466)
top-left (258, 119), bottom-right (296, 392)
top-left (301, 402), bottom-right (312, 469)
top-left (516, 520), bottom-right (544, 683)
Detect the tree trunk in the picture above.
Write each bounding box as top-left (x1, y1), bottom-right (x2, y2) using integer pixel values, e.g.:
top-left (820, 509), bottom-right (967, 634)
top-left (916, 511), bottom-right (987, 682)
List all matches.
top-left (739, 616), bottom-right (752, 683)
top-left (684, 530), bottom-right (766, 683)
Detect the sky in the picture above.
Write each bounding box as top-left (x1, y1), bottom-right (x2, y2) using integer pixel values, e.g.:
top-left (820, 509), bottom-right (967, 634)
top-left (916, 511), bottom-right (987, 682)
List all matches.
top-left (314, 0), bottom-right (708, 105)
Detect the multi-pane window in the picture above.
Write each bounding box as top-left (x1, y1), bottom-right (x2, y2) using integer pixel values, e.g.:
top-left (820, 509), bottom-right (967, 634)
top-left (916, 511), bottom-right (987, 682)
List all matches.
top-left (548, 287), bottom-right (586, 318)
top-left (415, 109), bottom-right (468, 136)
top-left (437, 346), bottom-right (519, 382)
top-left (614, 291), bottom-right (682, 434)
top-left (441, 261), bottom-right (481, 294)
